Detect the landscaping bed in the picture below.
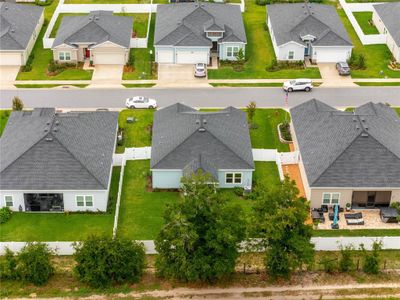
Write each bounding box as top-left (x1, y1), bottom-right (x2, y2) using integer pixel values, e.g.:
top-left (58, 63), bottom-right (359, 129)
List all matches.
top-left (353, 12), bottom-right (379, 35)
top-left (0, 167), bottom-right (120, 242)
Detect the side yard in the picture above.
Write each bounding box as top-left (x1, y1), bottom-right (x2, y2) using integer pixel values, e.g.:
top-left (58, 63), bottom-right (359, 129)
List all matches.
top-left (208, 0), bottom-right (321, 79)
top-left (0, 110), bottom-right (10, 136)
top-left (353, 12), bottom-right (379, 35)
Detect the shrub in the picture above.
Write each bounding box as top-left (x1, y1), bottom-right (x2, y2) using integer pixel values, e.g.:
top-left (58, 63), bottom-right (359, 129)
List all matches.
top-left (361, 241), bottom-right (382, 274)
top-left (127, 51), bottom-right (135, 67)
top-left (48, 60), bottom-right (65, 74)
top-left (17, 243), bottom-right (54, 285)
top-left (321, 257), bottom-right (337, 274)
top-left (35, 0), bottom-right (53, 6)
top-left (0, 248), bottom-right (17, 280)
top-left (0, 207), bottom-right (12, 224)
top-left (339, 245), bottom-right (354, 272)
top-left (74, 235), bottom-right (146, 288)
top-left (233, 186), bottom-right (243, 197)
top-left (358, 54), bottom-right (366, 69)
top-left (12, 96), bottom-right (24, 111)
top-left (256, 0), bottom-right (271, 5)
top-left (279, 122), bottom-right (292, 141)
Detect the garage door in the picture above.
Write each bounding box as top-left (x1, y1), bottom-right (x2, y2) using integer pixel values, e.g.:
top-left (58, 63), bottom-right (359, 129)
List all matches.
top-left (315, 48), bottom-right (351, 63)
top-left (93, 52), bottom-right (125, 65)
top-left (156, 49), bottom-right (174, 64)
top-left (0, 52), bottom-right (22, 66)
top-left (176, 50), bottom-right (209, 64)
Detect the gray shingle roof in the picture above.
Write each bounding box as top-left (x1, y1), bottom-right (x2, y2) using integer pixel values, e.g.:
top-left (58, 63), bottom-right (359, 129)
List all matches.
top-left (0, 2), bottom-right (43, 50)
top-left (290, 99), bottom-right (400, 188)
top-left (53, 11), bottom-right (132, 48)
top-left (0, 108), bottom-right (118, 190)
top-left (155, 3), bottom-right (246, 47)
top-left (151, 103), bottom-right (254, 176)
top-left (267, 3), bottom-right (352, 47)
top-left (373, 2), bottom-right (400, 47)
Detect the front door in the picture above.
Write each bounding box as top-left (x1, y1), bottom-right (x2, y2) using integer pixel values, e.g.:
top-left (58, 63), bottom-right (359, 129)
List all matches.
top-left (84, 48), bottom-right (90, 59)
top-left (304, 43), bottom-right (311, 56)
top-left (367, 192), bottom-right (376, 208)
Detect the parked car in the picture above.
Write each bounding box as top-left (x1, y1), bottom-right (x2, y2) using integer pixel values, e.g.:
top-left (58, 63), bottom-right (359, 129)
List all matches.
top-left (283, 79), bottom-right (313, 92)
top-left (125, 96), bottom-right (157, 109)
top-left (336, 62), bottom-right (351, 76)
top-left (194, 63), bottom-right (207, 78)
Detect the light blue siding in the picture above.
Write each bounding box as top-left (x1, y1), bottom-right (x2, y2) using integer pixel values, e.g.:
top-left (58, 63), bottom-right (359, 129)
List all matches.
top-left (219, 43), bottom-right (246, 60)
top-left (217, 171), bottom-right (253, 188)
top-left (152, 170), bottom-right (183, 189)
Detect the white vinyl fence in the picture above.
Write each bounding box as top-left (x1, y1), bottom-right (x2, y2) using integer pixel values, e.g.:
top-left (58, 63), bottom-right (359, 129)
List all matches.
top-left (338, 0), bottom-right (386, 45)
top-left (2, 236), bottom-right (399, 255)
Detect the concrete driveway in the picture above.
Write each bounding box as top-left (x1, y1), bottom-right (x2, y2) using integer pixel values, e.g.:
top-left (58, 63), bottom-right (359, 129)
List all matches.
top-left (0, 66), bottom-right (19, 88)
top-left (89, 64), bottom-right (123, 88)
top-left (318, 63), bottom-right (356, 87)
top-left (157, 64), bottom-right (210, 88)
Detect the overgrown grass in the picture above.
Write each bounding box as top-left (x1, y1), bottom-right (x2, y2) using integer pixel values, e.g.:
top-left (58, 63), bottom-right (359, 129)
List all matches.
top-left (353, 12), bottom-right (379, 35)
top-left (0, 168), bottom-right (120, 242)
top-left (116, 109), bottom-right (154, 153)
top-left (338, 9), bottom-right (400, 78)
top-left (0, 110), bottom-right (11, 136)
top-left (208, 0), bottom-right (321, 79)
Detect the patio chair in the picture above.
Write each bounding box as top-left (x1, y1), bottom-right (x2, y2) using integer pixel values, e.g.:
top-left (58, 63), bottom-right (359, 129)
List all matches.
top-left (312, 210), bottom-right (325, 223)
top-left (380, 207), bottom-right (399, 223)
top-left (345, 212), bottom-right (363, 220)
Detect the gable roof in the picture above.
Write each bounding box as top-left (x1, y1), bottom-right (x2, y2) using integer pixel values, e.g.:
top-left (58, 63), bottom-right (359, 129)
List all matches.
top-left (52, 11), bottom-right (132, 48)
top-left (267, 3), bottom-right (352, 47)
top-left (290, 99), bottom-right (400, 188)
top-left (150, 103), bottom-right (254, 177)
top-left (0, 108), bottom-right (118, 190)
top-left (0, 2), bottom-right (43, 50)
top-left (373, 2), bottom-right (400, 47)
top-left (155, 3), bottom-right (246, 47)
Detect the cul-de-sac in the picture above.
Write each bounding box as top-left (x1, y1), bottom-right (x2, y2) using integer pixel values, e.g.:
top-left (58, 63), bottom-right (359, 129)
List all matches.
top-left (0, 0), bottom-right (399, 298)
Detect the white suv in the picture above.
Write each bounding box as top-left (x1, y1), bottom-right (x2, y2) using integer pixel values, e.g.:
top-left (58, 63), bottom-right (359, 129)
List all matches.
top-left (125, 96), bottom-right (157, 109)
top-left (283, 79), bottom-right (313, 92)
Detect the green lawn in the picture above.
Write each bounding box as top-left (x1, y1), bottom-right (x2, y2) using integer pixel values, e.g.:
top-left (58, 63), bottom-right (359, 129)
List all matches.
top-left (65, 0), bottom-right (150, 3)
top-left (123, 14), bottom-right (157, 80)
top-left (0, 110), bottom-right (11, 136)
top-left (116, 109), bottom-right (154, 153)
top-left (355, 82), bottom-right (400, 86)
top-left (0, 168), bottom-right (120, 242)
top-left (338, 9), bottom-right (400, 78)
top-left (313, 229), bottom-right (400, 237)
top-left (16, 0), bottom-right (92, 81)
top-left (210, 83), bottom-right (283, 87)
top-left (123, 83), bottom-right (156, 88)
top-left (15, 84), bottom-right (88, 88)
top-left (353, 12), bottom-right (379, 35)
top-left (208, 0), bottom-right (321, 79)
top-left (396, 108), bottom-right (400, 116)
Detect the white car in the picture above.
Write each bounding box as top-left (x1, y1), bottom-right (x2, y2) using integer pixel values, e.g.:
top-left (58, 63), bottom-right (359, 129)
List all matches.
top-left (194, 63), bottom-right (207, 78)
top-left (125, 96), bottom-right (157, 109)
top-left (283, 79), bottom-right (313, 92)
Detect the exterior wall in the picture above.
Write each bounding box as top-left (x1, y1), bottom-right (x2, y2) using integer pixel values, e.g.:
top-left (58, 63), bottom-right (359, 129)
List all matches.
top-left (311, 46), bottom-right (353, 63)
top-left (152, 170), bottom-right (183, 189)
top-left (217, 170), bottom-right (253, 188)
top-left (277, 42), bottom-right (305, 61)
top-left (218, 42), bottom-right (246, 61)
top-left (22, 11), bottom-right (44, 65)
top-left (53, 47), bottom-right (79, 63)
top-left (92, 43), bottom-right (129, 64)
top-left (0, 190), bottom-right (109, 212)
top-left (267, 15), bottom-right (280, 60)
top-left (372, 10), bottom-right (400, 62)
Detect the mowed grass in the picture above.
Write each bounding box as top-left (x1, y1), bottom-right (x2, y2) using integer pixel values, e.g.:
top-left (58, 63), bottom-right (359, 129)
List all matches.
top-left (396, 108), bottom-right (400, 116)
top-left (353, 12), bottom-right (379, 35)
top-left (208, 0), bottom-right (321, 79)
top-left (116, 109), bottom-right (154, 153)
top-left (0, 168), bottom-right (120, 242)
top-left (355, 82), bottom-right (400, 86)
top-left (123, 14), bottom-right (156, 80)
top-left (65, 0), bottom-right (150, 3)
top-left (313, 229), bottom-right (400, 237)
top-left (0, 110), bottom-right (11, 136)
top-left (338, 9), bottom-right (400, 78)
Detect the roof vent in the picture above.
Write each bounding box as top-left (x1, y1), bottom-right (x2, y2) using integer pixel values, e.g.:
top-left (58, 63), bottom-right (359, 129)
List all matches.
top-left (44, 127), bottom-right (49, 132)
top-left (4, 5), bottom-right (8, 10)
top-left (55, 120), bottom-right (60, 125)
top-left (196, 119), bottom-right (200, 125)
top-left (203, 119), bottom-right (207, 124)
top-left (95, 16), bottom-right (99, 20)
top-left (361, 132), bottom-right (369, 137)
top-left (361, 117), bottom-right (366, 122)
top-left (198, 128), bottom-right (206, 132)
top-left (53, 128), bottom-right (58, 132)
top-left (356, 125), bottom-right (360, 130)
top-left (352, 117), bottom-right (357, 122)
top-left (11, 29), bottom-right (15, 33)
top-left (45, 137), bottom-right (53, 142)
top-left (46, 121), bottom-right (51, 125)
top-left (364, 125), bottom-right (368, 130)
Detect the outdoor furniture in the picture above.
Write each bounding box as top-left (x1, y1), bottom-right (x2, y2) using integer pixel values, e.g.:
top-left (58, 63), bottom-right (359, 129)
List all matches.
top-left (321, 205), bottom-right (328, 212)
top-left (345, 212), bottom-right (363, 220)
top-left (380, 207), bottom-right (399, 223)
top-left (312, 210), bottom-right (325, 223)
top-left (329, 212), bottom-right (340, 221)
top-left (346, 218), bottom-right (364, 225)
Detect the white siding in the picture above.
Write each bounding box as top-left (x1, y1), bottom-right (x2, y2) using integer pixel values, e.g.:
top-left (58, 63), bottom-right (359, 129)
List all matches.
top-left (312, 46), bottom-right (353, 63)
top-left (277, 42), bottom-right (305, 61)
top-left (372, 10), bottom-right (400, 62)
top-left (0, 52), bottom-right (23, 66)
top-left (176, 48), bottom-right (209, 64)
top-left (152, 170), bottom-right (183, 189)
top-left (155, 47), bottom-right (174, 64)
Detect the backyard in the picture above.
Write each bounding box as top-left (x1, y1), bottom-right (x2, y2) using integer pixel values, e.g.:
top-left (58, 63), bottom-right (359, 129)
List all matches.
top-left (353, 12), bottom-right (379, 35)
top-left (123, 14), bottom-right (156, 80)
top-left (338, 9), bottom-right (400, 78)
top-left (0, 168), bottom-right (120, 242)
top-left (207, 0), bottom-right (321, 79)
top-left (0, 110), bottom-right (10, 136)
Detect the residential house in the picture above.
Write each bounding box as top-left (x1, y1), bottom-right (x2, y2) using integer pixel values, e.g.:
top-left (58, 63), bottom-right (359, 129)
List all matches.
top-left (150, 103), bottom-right (254, 189)
top-left (290, 99), bottom-right (400, 209)
top-left (0, 108), bottom-right (119, 212)
top-left (267, 3), bottom-right (353, 63)
top-left (372, 2), bottom-right (400, 62)
top-left (0, 2), bottom-right (44, 66)
top-left (154, 3), bottom-right (246, 64)
top-left (52, 11), bottom-right (132, 65)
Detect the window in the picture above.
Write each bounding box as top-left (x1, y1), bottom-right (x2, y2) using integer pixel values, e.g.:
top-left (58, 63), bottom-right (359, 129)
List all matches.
top-left (322, 193), bottom-right (340, 205)
top-left (59, 51), bottom-right (71, 61)
top-left (4, 195), bottom-right (13, 207)
top-left (288, 51), bottom-right (294, 60)
top-left (225, 173), bottom-right (242, 184)
top-left (207, 31), bottom-right (223, 37)
top-left (76, 196), bottom-right (84, 207)
top-left (85, 196), bottom-right (93, 207)
top-left (76, 195), bottom-right (93, 207)
top-left (227, 46), bottom-right (239, 58)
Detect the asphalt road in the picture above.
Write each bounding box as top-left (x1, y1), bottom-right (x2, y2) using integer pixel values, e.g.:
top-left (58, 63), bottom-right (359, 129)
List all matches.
top-left (0, 86), bottom-right (399, 109)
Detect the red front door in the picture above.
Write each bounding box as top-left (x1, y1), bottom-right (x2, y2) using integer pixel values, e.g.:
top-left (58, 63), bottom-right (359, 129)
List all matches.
top-left (85, 48), bottom-right (90, 58)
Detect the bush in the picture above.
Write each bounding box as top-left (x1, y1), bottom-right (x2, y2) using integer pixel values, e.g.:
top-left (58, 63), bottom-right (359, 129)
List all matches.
top-left (255, 0), bottom-right (271, 5)
top-left (48, 60), bottom-right (65, 74)
top-left (35, 0), bottom-right (53, 6)
top-left (279, 122), bottom-right (292, 141)
top-left (361, 241), bottom-right (382, 274)
top-left (321, 257), bottom-right (337, 274)
top-left (0, 248), bottom-right (17, 280)
top-left (17, 243), bottom-right (54, 285)
top-left (233, 186), bottom-right (243, 197)
top-left (127, 51), bottom-right (135, 67)
top-left (267, 59), bottom-right (304, 72)
top-left (0, 207), bottom-right (12, 224)
top-left (74, 235), bottom-right (146, 288)
top-left (12, 96), bottom-right (24, 111)
top-left (339, 245), bottom-right (354, 272)
top-left (348, 53), bottom-right (367, 70)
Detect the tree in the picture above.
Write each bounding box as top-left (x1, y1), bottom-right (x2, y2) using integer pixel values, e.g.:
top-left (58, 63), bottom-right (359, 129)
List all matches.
top-left (17, 242), bottom-right (54, 285)
top-left (358, 54), bottom-right (366, 69)
top-left (361, 241), bottom-right (382, 274)
top-left (339, 245), bottom-right (354, 272)
top-left (235, 48), bottom-right (245, 63)
top-left (155, 171), bottom-right (246, 282)
top-left (251, 177), bottom-right (314, 279)
top-left (12, 96), bottom-right (24, 111)
top-left (247, 101), bottom-right (257, 127)
top-left (74, 235), bottom-right (146, 288)
top-left (0, 248), bottom-right (17, 280)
